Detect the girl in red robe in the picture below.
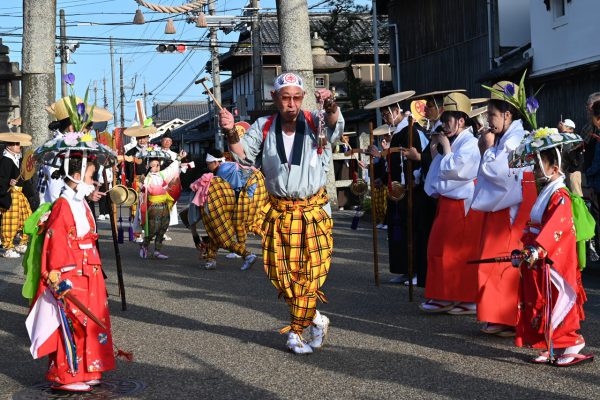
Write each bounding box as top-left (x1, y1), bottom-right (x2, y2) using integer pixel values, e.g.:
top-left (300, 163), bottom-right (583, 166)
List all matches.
top-left (27, 152), bottom-right (115, 392)
top-left (514, 139), bottom-right (593, 366)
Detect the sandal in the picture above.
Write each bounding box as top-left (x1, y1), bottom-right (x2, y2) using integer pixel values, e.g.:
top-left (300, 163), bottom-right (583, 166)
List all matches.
top-left (495, 327), bottom-right (516, 337)
top-left (480, 322), bottom-right (505, 334)
top-left (554, 353), bottom-right (594, 367)
top-left (530, 351), bottom-right (553, 364)
top-left (419, 300), bottom-right (457, 313)
top-left (447, 302), bottom-right (476, 315)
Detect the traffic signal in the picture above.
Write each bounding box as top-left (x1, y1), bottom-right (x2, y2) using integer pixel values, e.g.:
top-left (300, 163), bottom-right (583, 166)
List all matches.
top-left (156, 44), bottom-right (187, 53)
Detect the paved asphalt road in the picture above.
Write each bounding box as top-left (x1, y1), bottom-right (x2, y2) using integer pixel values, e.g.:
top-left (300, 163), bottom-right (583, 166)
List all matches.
top-left (1, 209), bottom-right (599, 399)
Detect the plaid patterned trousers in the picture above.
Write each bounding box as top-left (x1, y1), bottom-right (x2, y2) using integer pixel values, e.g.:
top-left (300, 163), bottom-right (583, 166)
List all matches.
top-left (372, 185), bottom-right (388, 225)
top-left (262, 188), bottom-right (333, 334)
top-left (232, 170), bottom-right (268, 243)
top-left (1, 188), bottom-right (32, 249)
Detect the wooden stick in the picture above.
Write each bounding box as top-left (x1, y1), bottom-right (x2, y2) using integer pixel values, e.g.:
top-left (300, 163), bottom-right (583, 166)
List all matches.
top-left (407, 116), bottom-right (414, 302)
top-left (195, 79), bottom-right (223, 111)
top-left (368, 123), bottom-right (380, 286)
top-left (103, 168), bottom-right (127, 311)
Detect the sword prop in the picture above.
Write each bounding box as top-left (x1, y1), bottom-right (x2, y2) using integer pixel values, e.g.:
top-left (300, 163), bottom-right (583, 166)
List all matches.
top-left (61, 292), bottom-right (108, 331)
top-left (467, 254), bottom-right (523, 264)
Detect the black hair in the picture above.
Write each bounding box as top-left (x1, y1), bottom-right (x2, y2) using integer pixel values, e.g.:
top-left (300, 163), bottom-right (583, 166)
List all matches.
top-left (51, 156), bottom-right (98, 181)
top-left (592, 100), bottom-right (600, 118)
top-left (538, 147), bottom-right (561, 169)
top-left (48, 117), bottom-right (72, 132)
top-left (145, 157), bottom-right (162, 175)
top-left (206, 148), bottom-right (223, 159)
top-left (488, 99), bottom-right (520, 119)
top-left (440, 111), bottom-right (477, 132)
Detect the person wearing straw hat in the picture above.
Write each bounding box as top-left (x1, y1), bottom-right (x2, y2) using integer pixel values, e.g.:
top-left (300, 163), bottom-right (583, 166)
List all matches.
top-left (25, 90), bottom-right (118, 391)
top-left (421, 93), bottom-right (484, 314)
top-left (506, 124), bottom-right (593, 366)
top-left (219, 72), bottom-right (343, 354)
top-left (0, 132), bottom-right (33, 257)
top-left (365, 91), bottom-right (433, 286)
top-left (471, 79), bottom-right (537, 337)
top-left (124, 122), bottom-right (156, 243)
top-left (159, 131), bottom-right (180, 239)
top-left (137, 145), bottom-right (186, 259)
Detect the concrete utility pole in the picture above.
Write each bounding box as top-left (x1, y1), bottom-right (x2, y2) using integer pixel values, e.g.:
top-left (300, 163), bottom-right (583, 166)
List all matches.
top-left (22, 0), bottom-right (56, 152)
top-left (251, 0), bottom-right (262, 112)
top-left (208, 0), bottom-right (223, 150)
top-left (109, 37), bottom-right (118, 129)
top-left (275, 0), bottom-right (316, 110)
top-left (59, 9), bottom-right (67, 97)
top-left (119, 57), bottom-right (125, 129)
top-left (371, 0), bottom-right (381, 126)
top-left (103, 76), bottom-right (108, 109)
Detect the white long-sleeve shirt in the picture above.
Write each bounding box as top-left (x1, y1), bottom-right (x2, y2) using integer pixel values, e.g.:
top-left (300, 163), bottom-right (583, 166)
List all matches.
top-left (425, 127), bottom-right (480, 214)
top-left (471, 119), bottom-right (531, 222)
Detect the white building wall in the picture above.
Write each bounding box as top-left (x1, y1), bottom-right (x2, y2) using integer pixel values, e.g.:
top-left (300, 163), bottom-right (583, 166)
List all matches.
top-left (497, 0), bottom-right (531, 47)
top-left (530, 0), bottom-right (600, 77)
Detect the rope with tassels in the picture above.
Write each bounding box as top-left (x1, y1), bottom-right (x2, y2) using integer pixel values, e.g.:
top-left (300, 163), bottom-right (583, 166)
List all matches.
top-left (134, 0), bottom-right (205, 14)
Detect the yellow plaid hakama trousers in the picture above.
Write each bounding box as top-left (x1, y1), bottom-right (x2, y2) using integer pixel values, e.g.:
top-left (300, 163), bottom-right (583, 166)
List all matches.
top-left (372, 185), bottom-right (388, 225)
top-left (200, 177), bottom-right (250, 259)
top-left (232, 170), bottom-right (268, 243)
top-left (1, 187), bottom-right (32, 249)
top-left (262, 188), bottom-right (333, 334)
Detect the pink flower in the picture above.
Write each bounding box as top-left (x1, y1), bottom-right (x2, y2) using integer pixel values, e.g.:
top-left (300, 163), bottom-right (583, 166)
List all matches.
top-left (64, 132), bottom-right (81, 146)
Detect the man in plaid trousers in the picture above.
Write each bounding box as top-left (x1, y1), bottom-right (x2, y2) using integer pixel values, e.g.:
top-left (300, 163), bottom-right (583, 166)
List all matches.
top-left (0, 133), bottom-right (33, 258)
top-left (219, 72), bottom-right (344, 354)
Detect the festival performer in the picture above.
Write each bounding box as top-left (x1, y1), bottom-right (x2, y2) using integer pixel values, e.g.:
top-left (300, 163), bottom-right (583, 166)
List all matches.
top-left (507, 126), bottom-right (593, 366)
top-left (0, 132), bottom-right (33, 258)
top-left (137, 145), bottom-right (185, 259)
top-left (124, 122), bottom-right (155, 243)
top-left (190, 157), bottom-right (265, 271)
top-left (371, 129), bottom-right (391, 230)
top-left (421, 93), bottom-right (484, 314)
top-left (25, 84), bottom-right (118, 391)
top-left (159, 131), bottom-right (180, 237)
top-left (365, 91), bottom-right (432, 287)
top-left (471, 79), bottom-right (537, 337)
top-left (219, 72), bottom-right (343, 354)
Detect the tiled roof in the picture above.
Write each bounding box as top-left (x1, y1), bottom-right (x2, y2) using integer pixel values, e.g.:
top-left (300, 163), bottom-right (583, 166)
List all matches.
top-left (224, 12), bottom-right (388, 58)
top-left (152, 101), bottom-right (210, 126)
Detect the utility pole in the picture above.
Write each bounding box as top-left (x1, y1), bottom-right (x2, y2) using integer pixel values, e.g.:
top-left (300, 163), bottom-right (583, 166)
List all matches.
top-left (59, 9), bottom-right (67, 97)
top-left (103, 76), bottom-right (108, 109)
top-left (143, 80), bottom-right (149, 116)
top-left (120, 57), bottom-right (125, 129)
top-left (93, 80), bottom-right (98, 106)
top-left (275, 0), bottom-right (316, 110)
top-left (208, 0), bottom-right (223, 150)
top-left (251, 0), bottom-right (262, 112)
top-left (371, 0), bottom-right (381, 126)
top-left (22, 0), bottom-right (56, 154)
top-left (109, 37), bottom-right (118, 129)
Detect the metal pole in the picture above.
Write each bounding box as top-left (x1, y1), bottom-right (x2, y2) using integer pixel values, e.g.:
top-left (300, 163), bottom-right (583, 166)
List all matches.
top-left (119, 57), bottom-right (125, 129)
top-left (109, 37), bottom-right (118, 129)
top-left (368, 123), bottom-right (380, 286)
top-left (251, 0), bottom-right (262, 112)
top-left (209, 0), bottom-right (223, 150)
top-left (103, 76), bottom-right (108, 109)
top-left (143, 80), bottom-right (148, 117)
top-left (391, 24), bottom-right (400, 91)
top-left (372, 0), bottom-right (381, 126)
top-left (59, 9), bottom-right (67, 97)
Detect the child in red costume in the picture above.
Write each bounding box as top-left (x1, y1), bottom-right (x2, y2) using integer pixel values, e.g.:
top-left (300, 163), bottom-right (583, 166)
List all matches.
top-left (513, 132), bottom-right (593, 366)
top-left (26, 139), bottom-right (117, 392)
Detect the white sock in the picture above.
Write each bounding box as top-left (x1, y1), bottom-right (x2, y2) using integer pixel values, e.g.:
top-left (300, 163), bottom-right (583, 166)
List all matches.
top-left (556, 342), bottom-right (585, 365)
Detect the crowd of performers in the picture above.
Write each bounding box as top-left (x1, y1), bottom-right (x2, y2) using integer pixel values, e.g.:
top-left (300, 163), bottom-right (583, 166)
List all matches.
top-left (1, 72), bottom-right (599, 392)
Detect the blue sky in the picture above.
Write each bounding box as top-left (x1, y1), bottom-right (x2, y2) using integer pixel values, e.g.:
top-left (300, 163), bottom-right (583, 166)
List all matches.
top-left (0, 0), bottom-right (371, 129)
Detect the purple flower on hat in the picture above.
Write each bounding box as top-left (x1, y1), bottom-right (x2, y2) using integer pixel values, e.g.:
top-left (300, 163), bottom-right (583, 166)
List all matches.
top-left (503, 83), bottom-right (515, 97)
top-left (63, 73), bottom-right (75, 86)
top-left (76, 102), bottom-right (86, 117)
top-left (526, 97), bottom-right (539, 114)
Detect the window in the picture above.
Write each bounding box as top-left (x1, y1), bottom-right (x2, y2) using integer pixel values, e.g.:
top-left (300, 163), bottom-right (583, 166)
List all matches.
top-left (552, 0), bottom-right (565, 18)
top-left (314, 74), bottom-right (329, 89)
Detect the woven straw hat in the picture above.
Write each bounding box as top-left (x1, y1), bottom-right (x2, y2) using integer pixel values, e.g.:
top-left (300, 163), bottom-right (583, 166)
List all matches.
top-left (442, 93), bottom-right (471, 114)
top-left (0, 132), bottom-right (32, 144)
top-left (364, 91), bottom-right (416, 110)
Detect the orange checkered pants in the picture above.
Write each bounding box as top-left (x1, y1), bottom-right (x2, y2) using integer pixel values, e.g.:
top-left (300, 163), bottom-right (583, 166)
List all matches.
top-left (262, 188), bottom-right (333, 334)
top-left (1, 188), bottom-right (32, 250)
top-left (200, 177), bottom-right (249, 259)
top-left (372, 185), bottom-right (388, 225)
top-left (232, 170), bottom-right (268, 243)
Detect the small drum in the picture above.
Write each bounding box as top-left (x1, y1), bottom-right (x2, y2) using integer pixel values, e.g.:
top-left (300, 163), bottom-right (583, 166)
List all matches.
top-left (387, 181), bottom-right (406, 201)
top-left (350, 178), bottom-right (368, 196)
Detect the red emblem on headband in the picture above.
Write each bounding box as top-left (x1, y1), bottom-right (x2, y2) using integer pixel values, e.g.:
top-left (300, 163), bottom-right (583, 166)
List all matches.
top-left (284, 73), bottom-right (297, 83)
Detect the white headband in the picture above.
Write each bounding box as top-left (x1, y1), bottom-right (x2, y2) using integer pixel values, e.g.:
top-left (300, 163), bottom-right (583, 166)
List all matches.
top-left (206, 153), bottom-right (225, 163)
top-left (273, 73), bottom-right (304, 92)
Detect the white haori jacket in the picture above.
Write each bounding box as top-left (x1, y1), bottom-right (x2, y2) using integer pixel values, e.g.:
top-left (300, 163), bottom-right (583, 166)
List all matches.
top-left (425, 127), bottom-right (480, 214)
top-left (471, 119), bottom-right (532, 223)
